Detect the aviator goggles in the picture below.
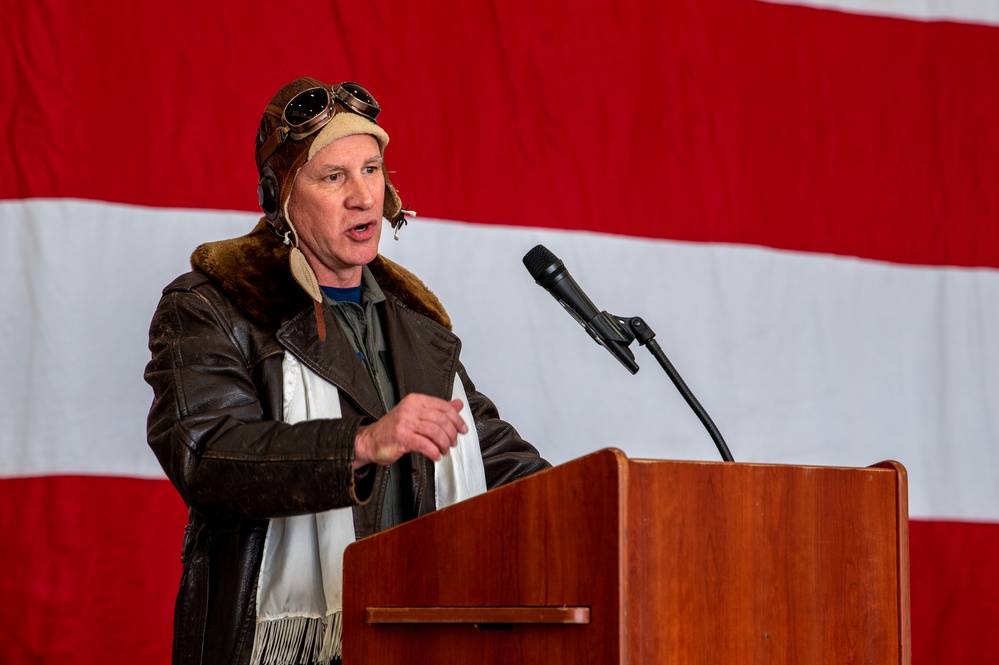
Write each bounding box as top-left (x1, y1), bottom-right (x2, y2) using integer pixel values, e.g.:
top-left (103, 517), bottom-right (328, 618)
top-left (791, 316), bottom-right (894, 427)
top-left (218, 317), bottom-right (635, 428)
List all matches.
top-left (257, 81), bottom-right (381, 167)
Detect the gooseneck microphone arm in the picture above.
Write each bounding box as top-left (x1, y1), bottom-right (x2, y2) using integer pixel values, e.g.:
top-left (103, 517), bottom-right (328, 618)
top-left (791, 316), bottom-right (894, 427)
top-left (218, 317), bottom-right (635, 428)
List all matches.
top-left (619, 315), bottom-right (734, 462)
top-left (523, 244), bottom-right (734, 463)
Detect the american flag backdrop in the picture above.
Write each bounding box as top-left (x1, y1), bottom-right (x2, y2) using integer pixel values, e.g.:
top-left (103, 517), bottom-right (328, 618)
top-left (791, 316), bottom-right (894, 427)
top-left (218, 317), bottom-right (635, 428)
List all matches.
top-left (1, 0), bottom-right (997, 662)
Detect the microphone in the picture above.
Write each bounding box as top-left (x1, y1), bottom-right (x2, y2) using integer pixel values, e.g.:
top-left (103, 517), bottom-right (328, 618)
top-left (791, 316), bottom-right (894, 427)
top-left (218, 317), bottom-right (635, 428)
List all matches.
top-left (523, 244), bottom-right (639, 374)
top-left (523, 244), bottom-right (735, 462)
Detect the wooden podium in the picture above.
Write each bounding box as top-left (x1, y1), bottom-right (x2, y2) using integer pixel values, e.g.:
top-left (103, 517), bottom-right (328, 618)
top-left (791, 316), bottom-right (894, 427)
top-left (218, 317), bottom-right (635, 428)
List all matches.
top-left (343, 449), bottom-right (910, 664)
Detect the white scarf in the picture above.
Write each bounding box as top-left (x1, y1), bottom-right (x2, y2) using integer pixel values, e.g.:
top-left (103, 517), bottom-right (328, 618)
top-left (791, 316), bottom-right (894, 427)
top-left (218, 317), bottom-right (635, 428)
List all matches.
top-left (249, 353), bottom-right (487, 665)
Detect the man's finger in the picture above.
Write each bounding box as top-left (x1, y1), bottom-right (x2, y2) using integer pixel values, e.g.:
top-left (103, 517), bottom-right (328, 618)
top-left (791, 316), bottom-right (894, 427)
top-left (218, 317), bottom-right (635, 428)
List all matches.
top-left (448, 399), bottom-right (469, 434)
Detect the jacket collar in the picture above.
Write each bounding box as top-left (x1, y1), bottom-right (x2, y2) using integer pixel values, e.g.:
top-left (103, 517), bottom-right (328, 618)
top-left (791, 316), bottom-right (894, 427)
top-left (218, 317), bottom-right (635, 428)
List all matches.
top-left (190, 217), bottom-right (452, 331)
top-left (275, 295), bottom-right (462, 418)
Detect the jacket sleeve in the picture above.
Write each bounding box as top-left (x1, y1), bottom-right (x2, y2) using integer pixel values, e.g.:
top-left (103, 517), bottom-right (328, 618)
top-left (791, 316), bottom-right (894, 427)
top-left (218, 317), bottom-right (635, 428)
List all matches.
top-left (456, 364), bottom-right (552, 488)
top-left (144, 281), bottom-right (371, 521)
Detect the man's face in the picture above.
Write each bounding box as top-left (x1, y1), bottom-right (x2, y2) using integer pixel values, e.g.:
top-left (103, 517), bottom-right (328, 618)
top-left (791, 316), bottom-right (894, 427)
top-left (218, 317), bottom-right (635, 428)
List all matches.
top-left (287, 133), bottom-right (385, 287)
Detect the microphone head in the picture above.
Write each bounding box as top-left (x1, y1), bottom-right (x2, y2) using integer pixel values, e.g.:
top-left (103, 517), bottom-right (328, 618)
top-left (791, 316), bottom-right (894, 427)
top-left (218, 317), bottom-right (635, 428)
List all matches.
top-left (523, 244), bottom-right (565, 289)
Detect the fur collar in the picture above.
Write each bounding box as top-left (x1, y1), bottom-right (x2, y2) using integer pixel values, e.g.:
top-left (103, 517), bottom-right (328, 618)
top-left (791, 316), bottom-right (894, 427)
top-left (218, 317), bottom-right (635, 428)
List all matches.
top-left (190, 218), bottom-right (451, 331)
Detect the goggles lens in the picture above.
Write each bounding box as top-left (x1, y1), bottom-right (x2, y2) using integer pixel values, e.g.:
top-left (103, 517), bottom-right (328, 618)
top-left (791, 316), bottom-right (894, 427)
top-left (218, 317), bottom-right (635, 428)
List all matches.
top-left (335, 82), bottom-right (380, 121)
top-left (285, 87), bottom-right (331, 127)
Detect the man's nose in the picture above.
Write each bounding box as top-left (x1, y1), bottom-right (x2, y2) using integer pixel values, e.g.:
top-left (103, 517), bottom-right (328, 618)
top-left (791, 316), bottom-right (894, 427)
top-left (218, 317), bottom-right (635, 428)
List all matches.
top-left (345, 174), bottom-right (376, 210)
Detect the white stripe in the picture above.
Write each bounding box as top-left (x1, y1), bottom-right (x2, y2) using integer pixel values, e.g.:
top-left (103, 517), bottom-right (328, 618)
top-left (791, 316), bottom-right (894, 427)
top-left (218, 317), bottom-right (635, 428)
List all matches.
top-left (2, 200), bottom-right (998, 524)
top-left (0, 199), bottom-right (251, 479)
top-left (383, 217), bottom-right (999, 522)
top-left (759, 0), bottom-right (999, 25)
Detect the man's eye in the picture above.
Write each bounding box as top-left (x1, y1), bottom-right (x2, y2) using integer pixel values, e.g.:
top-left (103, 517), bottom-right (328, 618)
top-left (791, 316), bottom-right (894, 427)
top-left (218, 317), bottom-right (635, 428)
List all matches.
top-left (326, 173), bottom-right (342, 182)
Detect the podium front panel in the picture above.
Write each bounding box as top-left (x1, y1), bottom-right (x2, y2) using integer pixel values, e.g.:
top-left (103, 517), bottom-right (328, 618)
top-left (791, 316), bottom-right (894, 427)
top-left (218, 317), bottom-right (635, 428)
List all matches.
top-left (343, 449), bottom-right (628, 664)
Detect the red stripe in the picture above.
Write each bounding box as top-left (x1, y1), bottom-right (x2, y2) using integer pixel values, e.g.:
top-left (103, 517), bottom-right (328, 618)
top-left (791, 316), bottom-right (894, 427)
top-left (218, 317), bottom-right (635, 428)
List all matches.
top-left (910, 520), bottom-right (999, 664)
top-left (1, 476), bottom-right (996, 664)
top-left (0, 476), bottom-right (185, 663)
top-left (1, 1), bottom-right (997, 267)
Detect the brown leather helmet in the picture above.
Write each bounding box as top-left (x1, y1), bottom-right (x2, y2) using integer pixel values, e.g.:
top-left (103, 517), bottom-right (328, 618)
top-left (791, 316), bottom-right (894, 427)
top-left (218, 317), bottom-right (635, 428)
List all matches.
top-left (255, 76), bottom-right (404, 244)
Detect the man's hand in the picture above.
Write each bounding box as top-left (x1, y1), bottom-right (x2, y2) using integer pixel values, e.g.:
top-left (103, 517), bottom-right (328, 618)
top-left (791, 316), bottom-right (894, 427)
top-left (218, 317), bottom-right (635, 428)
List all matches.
top-left (353, 393), bottom-right (469, 469)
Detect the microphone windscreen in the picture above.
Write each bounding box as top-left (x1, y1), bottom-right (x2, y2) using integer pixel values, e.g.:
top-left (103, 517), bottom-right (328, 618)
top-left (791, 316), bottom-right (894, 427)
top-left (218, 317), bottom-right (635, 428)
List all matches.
top-left (522, 244), bottom-right (563, 288)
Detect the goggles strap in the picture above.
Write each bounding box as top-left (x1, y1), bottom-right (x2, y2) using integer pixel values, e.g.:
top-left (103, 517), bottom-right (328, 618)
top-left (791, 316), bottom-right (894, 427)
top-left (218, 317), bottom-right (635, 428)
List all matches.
top-left (257, 126), bottom-right (289, 168)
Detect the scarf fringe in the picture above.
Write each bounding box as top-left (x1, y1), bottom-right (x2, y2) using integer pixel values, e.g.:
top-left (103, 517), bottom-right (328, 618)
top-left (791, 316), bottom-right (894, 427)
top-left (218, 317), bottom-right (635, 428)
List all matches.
top-left (249, 611), bottom-right (343, 665)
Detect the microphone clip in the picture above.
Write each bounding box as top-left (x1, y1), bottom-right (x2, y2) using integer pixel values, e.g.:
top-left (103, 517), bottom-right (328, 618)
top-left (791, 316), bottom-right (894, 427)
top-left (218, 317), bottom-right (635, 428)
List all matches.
top-left (584, 312), bottom-right (655, 375)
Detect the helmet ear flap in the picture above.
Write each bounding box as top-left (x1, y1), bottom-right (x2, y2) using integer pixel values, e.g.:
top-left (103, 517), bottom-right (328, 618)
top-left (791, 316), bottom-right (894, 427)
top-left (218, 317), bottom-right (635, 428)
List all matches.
top-left (382, 166), bottom-right (404, 228)
top-left (258, 165), bottom-right (280, 221)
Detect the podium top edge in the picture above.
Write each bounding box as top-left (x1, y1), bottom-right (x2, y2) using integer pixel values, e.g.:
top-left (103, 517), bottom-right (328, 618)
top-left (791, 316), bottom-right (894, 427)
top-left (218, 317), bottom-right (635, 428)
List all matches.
top-left (594, 449), bottom-right (906, 475)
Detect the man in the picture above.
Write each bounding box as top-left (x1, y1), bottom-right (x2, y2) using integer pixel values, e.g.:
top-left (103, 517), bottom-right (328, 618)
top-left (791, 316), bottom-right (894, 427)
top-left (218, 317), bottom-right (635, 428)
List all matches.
top-left (145, 76), bottom-right (549, 665)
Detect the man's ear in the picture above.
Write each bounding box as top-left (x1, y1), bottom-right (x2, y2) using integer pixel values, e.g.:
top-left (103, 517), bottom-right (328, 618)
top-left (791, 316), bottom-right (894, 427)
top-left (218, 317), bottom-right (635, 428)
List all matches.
top-left (382, 165), bottom-right (404, 227)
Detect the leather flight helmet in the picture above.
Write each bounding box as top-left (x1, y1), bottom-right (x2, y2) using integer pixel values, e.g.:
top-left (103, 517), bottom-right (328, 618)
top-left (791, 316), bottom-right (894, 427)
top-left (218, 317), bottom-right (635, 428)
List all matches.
top-left (255, 76), bottom-right (405, 246)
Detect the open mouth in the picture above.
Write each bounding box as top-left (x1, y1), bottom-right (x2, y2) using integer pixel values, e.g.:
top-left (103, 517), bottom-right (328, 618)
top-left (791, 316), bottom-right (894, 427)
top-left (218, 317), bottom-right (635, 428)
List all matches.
top-left (348, 221), bottom-right (377, 239)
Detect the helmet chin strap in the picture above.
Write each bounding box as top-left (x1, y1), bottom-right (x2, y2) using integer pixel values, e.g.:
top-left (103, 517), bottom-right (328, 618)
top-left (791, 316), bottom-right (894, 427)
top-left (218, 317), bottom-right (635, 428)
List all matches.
top-left (288, 246), bottom-right (323, 303)
top-left (282, 203), bottom-right (324, 305)
top-left (280, 189), bottom-right (328, 341)
top-left (287, 242), bottom-right (327, 342)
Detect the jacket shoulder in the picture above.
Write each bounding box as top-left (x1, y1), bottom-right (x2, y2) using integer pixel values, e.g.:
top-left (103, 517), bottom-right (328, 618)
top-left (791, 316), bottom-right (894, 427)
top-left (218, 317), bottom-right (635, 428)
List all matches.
top-left (162, 270), bottom-right (212, 295)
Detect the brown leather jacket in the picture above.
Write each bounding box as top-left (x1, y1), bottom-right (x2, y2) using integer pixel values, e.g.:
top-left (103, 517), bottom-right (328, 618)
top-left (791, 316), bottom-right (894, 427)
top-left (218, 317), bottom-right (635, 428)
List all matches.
top-left (144, 221), bottom-right (549, 665)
